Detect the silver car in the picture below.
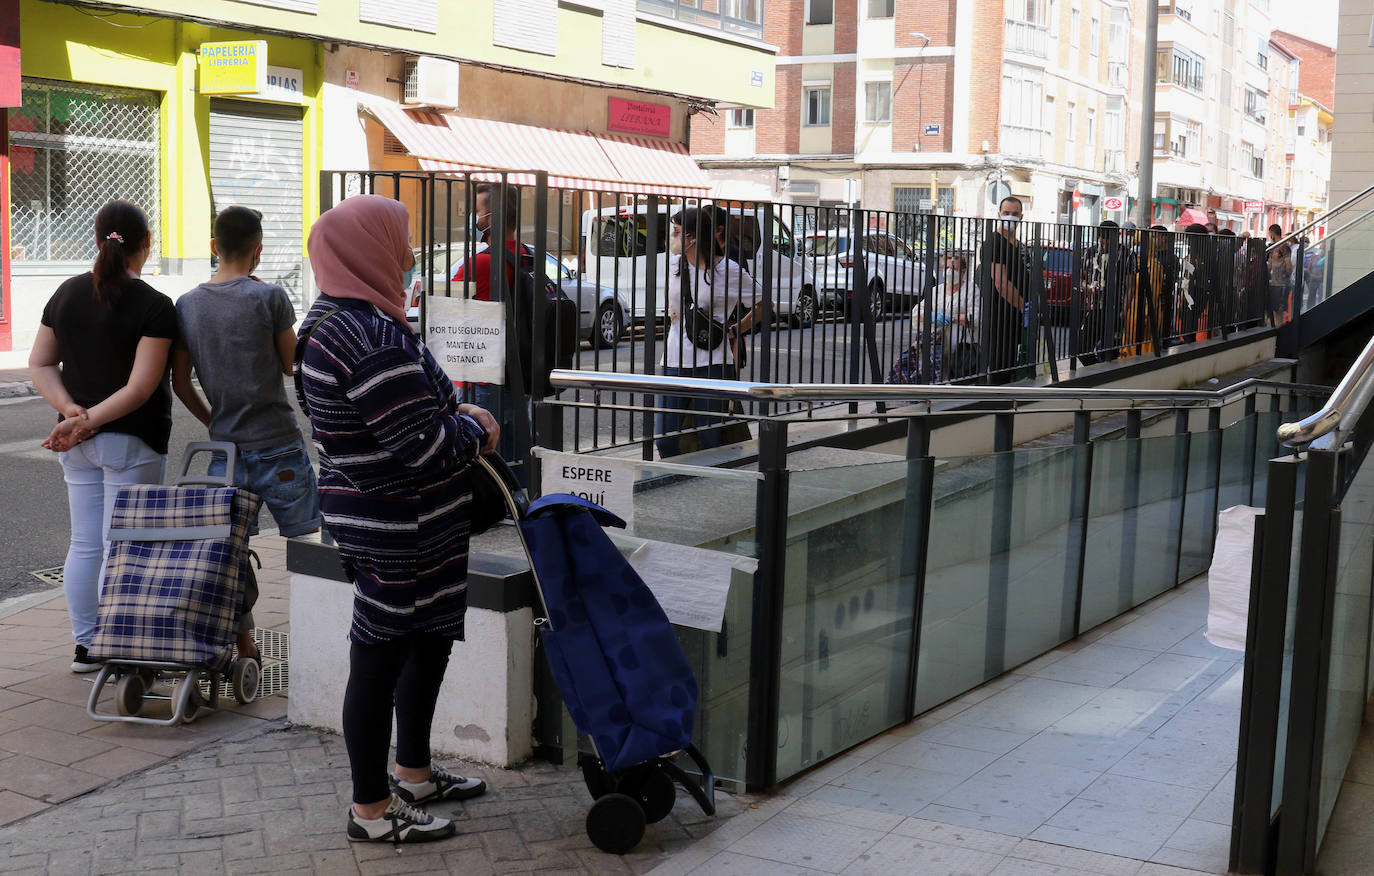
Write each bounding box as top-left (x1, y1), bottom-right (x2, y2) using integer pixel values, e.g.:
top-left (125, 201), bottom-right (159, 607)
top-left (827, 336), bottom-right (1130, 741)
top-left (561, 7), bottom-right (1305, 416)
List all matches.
top-left (407, 243), bottom-right (630, 349)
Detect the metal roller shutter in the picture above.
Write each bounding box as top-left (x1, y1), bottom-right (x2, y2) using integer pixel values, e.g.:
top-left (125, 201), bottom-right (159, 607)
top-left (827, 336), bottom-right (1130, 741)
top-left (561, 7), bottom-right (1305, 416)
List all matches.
top-left (208, 100), bottom-right (305, 309)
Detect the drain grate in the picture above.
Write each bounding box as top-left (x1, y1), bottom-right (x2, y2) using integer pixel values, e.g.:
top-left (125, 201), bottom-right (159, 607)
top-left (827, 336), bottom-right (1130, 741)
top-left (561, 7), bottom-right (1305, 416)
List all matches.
top-left (28, 567), bottom-right (63, 587)
top-left (198, 628), bottom-right (290, 699)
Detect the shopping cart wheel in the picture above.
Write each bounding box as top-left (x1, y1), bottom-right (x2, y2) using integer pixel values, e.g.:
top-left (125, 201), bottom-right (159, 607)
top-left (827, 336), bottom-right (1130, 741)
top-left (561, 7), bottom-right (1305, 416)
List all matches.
top-left (232, 657), bottom-right (260, 704)
top-left (114, 673), bottom-right (146, 717)
top-left (182, 679), bottom-right (205, 724)
top-left (586, 793), bottom-right (645, 855)
top-left (633, 767), bottom-right (676, 824)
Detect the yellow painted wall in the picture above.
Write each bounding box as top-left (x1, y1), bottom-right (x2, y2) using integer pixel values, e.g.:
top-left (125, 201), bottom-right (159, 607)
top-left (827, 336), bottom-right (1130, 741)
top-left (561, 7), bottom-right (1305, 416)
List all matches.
top-left (19, 0), bottom-right (323, 260)
top-left (68, 0), bottom-right (775, 107)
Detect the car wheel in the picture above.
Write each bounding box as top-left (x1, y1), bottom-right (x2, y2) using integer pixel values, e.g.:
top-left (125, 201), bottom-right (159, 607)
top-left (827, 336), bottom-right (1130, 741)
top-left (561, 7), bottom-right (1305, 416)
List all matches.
top-left (793, 288), bottom-right (817, 329)
top-left (593, 301), bottom-right (624, 350)
top-left (867, 279), bottom-right (887, 315)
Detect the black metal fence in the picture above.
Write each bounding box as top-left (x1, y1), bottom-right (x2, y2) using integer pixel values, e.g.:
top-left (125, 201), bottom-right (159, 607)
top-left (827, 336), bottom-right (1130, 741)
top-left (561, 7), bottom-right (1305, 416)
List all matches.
top-left (319, 171), bottom-right (1288, 463)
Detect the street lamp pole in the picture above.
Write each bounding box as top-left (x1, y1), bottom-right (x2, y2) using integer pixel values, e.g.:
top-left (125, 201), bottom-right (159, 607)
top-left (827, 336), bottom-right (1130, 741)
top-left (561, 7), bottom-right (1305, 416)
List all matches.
top-left (1136, 0), bottom-right (1160, 229)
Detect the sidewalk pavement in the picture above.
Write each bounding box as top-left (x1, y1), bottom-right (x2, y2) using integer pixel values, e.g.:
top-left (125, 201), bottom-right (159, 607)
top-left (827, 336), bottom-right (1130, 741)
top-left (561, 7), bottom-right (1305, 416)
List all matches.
top-left (0, 536), bottom-right (748, 875)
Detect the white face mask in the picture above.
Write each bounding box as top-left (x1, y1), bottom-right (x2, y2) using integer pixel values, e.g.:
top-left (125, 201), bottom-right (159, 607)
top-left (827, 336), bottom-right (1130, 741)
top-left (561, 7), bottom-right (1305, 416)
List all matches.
top-left (1000, 214), bottom-right (1021, 232)
top-left (944, 268), bottom-right (961, 285)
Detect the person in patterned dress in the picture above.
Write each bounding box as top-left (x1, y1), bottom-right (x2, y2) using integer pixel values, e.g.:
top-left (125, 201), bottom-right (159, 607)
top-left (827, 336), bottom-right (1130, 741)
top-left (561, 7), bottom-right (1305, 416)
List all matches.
top-left (296, 194), bottom-right (500, 845)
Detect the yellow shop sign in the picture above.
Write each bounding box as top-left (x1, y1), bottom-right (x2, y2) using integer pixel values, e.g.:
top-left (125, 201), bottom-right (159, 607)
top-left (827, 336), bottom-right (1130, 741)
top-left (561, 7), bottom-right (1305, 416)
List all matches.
top-left (198, 41), bottom-right (268, 95)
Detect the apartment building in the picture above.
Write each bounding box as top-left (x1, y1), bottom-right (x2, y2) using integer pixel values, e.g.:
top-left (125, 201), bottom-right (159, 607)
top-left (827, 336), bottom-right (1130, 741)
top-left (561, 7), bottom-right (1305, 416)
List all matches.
top-left (1263, 39), bottom-right (1299, 235)
top-left (1272, 30), bottom-right (1337, 232)
top-left (690, 0), bottom-right (1148, 225)
top-left (1151, 0), bottom-right (1276, 234)
top-left (0, 0), bottom-right (773, 351)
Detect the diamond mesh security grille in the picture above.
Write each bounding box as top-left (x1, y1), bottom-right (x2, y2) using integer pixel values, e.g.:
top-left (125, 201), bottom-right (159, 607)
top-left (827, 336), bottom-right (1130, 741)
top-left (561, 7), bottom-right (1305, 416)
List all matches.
top-left (10, 78), bottom-right (162, 264)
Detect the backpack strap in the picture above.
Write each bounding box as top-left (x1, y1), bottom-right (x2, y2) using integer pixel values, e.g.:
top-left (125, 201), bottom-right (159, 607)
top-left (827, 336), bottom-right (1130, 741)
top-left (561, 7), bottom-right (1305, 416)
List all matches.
top-left (293, 306), bottom-right (341, 420)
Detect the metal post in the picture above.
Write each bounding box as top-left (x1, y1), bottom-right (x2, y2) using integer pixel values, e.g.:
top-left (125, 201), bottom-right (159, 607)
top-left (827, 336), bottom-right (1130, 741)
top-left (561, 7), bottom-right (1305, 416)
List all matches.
top-left (758, 203), bottom-right (776, 396)
top-left (642, 198), bottom-right (661, 461)
top-left (1118, 410), bottom-right (1142, 613)
top-left (747, 420), bottom-right (790, 790)
top-left (1136, 0), bottom-right (1159, 229)
top-left (529, 173), bottom-right (550, 493)
top-left (1231, 458), bottom-right (1302, 873)
top-left (986, 413), bottom-right (1015, 679)
top-left (901, 418), bottom-right (935, 719)
top-left (1243, 394), bottom-right (1259, 506)
top-left (1068, 224), bottom-right (1084, 373)
top-left (1170, 408), bottom-right (1191, 588)
top-left (848, 206), bottom-right (868, 393)
top-left (1066, 410), bottom-right (1093, 638)
top-left (1276, 448), bottom-right (1342, 875)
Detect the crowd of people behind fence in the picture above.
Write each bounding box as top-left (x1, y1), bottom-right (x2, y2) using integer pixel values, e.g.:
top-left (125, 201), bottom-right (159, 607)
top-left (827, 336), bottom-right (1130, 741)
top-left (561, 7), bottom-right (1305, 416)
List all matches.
top-left (886, 196), bottom-right (1316, 387)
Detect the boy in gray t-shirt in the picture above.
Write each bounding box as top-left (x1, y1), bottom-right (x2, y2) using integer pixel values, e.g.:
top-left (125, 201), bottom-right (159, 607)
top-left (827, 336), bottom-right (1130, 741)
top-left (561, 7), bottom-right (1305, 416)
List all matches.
top-left (173, 206), bottom-right (321, 662)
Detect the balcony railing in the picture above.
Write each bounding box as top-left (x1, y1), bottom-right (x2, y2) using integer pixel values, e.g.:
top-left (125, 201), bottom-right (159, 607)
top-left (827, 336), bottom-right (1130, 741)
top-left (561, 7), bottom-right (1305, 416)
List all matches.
top-left (1108, 61), bottom-right (1129, 88)
top-left (1005, 19), bottom-right (1048, 57)
top-left (637, 0), bottom-right (765, 39)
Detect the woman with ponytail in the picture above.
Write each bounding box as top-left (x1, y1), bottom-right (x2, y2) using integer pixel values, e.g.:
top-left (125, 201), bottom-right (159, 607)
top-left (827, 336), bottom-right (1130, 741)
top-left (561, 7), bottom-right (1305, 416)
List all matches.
top-left (28, 201), bottom-right (178, 673)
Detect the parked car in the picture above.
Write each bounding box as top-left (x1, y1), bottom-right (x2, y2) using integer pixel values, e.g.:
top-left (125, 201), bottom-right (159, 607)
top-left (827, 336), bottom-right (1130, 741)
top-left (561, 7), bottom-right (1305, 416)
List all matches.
top-left (406, 242), bottom-right (630, 349)
top-left (801, 229), bottom-right (927, 316)
top-left (579, 203), bottom-right (819, 327)
top-left (1042, 244), bottom-right (1073, 324)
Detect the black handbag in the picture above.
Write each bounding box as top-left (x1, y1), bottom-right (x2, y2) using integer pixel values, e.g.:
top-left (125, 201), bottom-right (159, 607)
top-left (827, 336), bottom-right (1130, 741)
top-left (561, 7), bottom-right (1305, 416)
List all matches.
top-left (469, 452), bottom-right (522, 535)
top-left (680, 263), bottom-right (727, 351)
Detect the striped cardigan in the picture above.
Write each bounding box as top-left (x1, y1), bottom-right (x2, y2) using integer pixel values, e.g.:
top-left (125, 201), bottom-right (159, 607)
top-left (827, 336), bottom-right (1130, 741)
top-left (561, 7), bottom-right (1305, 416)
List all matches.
top-left (296, 295), bottom-right (488, 644)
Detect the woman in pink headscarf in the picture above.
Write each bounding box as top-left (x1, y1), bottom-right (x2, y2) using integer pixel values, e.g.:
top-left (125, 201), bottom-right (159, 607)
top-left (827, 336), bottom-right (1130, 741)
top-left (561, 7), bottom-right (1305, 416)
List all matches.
top-left (296, 194), bottom-right (499, 845)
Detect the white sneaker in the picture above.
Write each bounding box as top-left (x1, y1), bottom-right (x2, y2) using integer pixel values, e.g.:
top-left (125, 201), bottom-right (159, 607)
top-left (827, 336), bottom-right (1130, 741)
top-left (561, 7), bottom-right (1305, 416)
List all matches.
top-left (390, 763), bottom-right (487, 804)
top-left (71, 645), bottom-right (100, 674)
top-left (346, 795), bottom-right (455, 844)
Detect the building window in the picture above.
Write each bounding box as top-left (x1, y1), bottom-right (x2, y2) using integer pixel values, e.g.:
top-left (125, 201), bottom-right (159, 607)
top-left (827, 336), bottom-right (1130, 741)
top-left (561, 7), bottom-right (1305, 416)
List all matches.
top-left (727, 108), bottom-right (755, 128)
top-left (894, 186), bottom-right (955, 215)
top-left (1087, 107), bottom-right (1096, 147)
top-left (1001, 63), bottom-right (1046, 155)
top-left (867, 0), bottom-right (894, 18)
top-left (1090, 16), bottom-right (1099, 55)
top-left (1222, 11), bottom-right (1234, 46)
top-left (1256, 37), bottom-right (1269, 71)
top-left (1070, 8), bottom-right (1080, 47)
top-left (1157, 44), bottom-right (1204, 93)
top-left (1066, 102), bottom-right (1076, 139)
top-left (1007, 0), bottom-right (1046, 23)
top-left (10, 78), bottom-right (161, 265)
top-left (1297, 122), bottom-right (1307, 136)
top-left (1247, 144), bottom-right (1264, 178)
top-left (642, 0), bottom-right (763, 36)
top-left (864, 82), bottom-right (892, 123)
top-left (1216, 131), bottom-right (1229, 171)
top-left (1220, 70), bottom-right (1232, 109)
top-left (805, 0), bottom-right (833, 25)
top-left (804, 86), bottom-right (832, 126)
top-left (1244, 86), bottom-right (1267, 123)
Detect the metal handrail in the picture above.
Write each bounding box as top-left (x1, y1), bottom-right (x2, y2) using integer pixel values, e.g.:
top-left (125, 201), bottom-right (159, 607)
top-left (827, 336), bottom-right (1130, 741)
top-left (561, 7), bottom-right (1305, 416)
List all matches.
top-left (1277, 333), bottom-right (1374, 447)
top-left (1268, 182), bottom-right (1374, 252)
top-left (551, 369), bottom-right (1325, 412)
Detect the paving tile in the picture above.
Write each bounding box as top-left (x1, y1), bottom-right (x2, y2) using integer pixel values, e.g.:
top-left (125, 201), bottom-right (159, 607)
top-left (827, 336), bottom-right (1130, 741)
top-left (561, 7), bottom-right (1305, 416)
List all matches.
top-left (686, 851), bottom-right (830, 875)
top-left (872, 738), bottom-right (1002, 777)
top-left (0, 790), bottom-right (50, 826)
top-left (1186, 777), bottom-right (1234, 827)
top-left (889, 817), bottom-right (1021, 855)
top-left (1113, 653), bottom-right (1231, 698)
top-left (1042, 797), bottom-right (1184, 850)
top-left (0, 756), bottom-right (106, 803)
top-left (1029, 644), bottom-right (1158, 689)
top-left (953, 679), bottom-right (1105, 737)
top-left (1151, 818), bottom-right (1230, 873)
top-left (728, 814), bottom-right (886, 872)
top-left (988, 859), bottom-right (1100, 876)
top-left (1009, 728), bottom-right (1152, 772)
top-left (3, 698), bottom-right (100, 734)
top-left (0, 691), bottom-right (38, 714)
top-left (1134, 865), bottom-right (1218, 876)
top-left (1107, 735), bottom-right (1235, 792)
top-left (839, 834), bottom-right (1003, 875)
top-left (811, 763), bottom-right (966, 817)
top-left (915, 803), bottom-right (1049, 839)
top-left (1077, 774), bottom-right (1209, 816)
top-left (1030, 826), bottom-right (1154, 863)
top-left (913, 720), bottom-right (1034, 756)
top-left (1016, 834), bottom-right (1154, 873)
top-left (780, 798), bottom-right (905, 833)
top-left (0, 725), bottom-right (115, 765)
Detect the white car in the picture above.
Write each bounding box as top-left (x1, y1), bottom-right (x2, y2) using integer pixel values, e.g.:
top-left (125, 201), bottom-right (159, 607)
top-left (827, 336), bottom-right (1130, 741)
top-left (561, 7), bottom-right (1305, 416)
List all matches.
top-left (579, 204), bottom-right (821, 327)
top-left (802, 229), bottom-right (928, 316)
top-left (406, 243), bottom-right (630, 349)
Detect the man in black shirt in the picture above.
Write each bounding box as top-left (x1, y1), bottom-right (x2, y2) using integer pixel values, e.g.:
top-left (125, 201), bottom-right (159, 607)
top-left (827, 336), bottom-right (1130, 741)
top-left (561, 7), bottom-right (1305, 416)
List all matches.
top-left (979, 196), bottom-right (1031, 385)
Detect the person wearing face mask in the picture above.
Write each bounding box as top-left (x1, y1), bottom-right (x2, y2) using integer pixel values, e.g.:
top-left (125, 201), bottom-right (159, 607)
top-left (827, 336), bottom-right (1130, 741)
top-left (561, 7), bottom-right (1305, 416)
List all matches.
top-left (297, 194), bottom-right (500, 845)
top-left (978, 196), bottom-right (1032, 384)
top-left (172, 205), bottom-right (322, 665)
top-left (893, 253), bottom-right (979, 383)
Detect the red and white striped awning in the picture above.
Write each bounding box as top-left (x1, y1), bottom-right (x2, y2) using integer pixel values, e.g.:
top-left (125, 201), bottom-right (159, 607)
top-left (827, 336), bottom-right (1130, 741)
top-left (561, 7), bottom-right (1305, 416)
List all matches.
top-left (359, 95), bottom-right (709, 197)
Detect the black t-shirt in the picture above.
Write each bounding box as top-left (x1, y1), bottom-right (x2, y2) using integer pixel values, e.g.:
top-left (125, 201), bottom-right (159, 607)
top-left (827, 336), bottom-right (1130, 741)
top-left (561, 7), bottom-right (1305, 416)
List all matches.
top-left (41, 273), bottom-right (178, 454)
top-left (979, 233), bottom-right (1031, 330)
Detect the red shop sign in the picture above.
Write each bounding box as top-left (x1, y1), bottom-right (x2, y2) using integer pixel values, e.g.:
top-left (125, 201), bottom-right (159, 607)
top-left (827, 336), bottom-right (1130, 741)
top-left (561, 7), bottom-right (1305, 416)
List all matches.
top-left (608, 97), bottom-right (672, 138)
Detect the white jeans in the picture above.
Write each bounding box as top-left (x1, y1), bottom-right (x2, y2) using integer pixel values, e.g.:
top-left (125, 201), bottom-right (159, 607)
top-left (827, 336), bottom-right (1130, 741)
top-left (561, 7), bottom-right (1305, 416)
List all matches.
top-left (58, 433), bottom-right (166, 646)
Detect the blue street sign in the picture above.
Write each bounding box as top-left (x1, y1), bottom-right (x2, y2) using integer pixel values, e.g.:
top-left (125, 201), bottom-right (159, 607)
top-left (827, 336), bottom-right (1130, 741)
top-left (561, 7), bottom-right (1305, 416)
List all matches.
top-left (924, 124), bottom-right (942, 136)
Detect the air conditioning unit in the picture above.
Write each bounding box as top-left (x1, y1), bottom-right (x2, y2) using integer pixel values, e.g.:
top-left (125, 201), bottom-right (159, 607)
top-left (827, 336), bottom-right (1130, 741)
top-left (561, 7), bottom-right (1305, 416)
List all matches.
top-left (402, 56), bottom-right (460, 110)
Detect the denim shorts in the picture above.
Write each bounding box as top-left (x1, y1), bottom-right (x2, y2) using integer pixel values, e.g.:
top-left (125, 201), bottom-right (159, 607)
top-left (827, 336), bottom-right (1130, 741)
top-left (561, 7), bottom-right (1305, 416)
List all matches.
top-left (210, 439), bottom-right (322, 537)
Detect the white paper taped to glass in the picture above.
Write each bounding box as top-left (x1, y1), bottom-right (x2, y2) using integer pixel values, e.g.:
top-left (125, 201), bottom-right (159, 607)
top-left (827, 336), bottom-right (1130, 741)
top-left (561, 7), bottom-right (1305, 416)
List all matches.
top-left (607, 532), bottom-right (757, 633)
top-left (426, 296), bottom-right (505, 385)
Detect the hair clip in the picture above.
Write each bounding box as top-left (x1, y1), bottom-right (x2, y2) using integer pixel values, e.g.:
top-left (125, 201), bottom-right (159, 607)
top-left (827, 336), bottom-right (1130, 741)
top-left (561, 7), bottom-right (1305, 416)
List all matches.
top-left (106, 231), bottom-right (124, 244)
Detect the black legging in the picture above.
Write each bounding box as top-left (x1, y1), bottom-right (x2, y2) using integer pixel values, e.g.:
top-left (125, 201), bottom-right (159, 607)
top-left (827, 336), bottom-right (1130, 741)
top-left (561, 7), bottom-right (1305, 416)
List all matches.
top-left (343, 633), bottom-right (454, 804)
